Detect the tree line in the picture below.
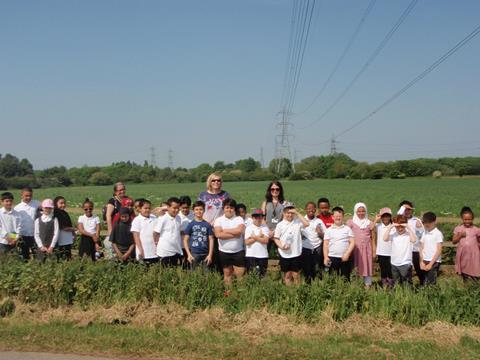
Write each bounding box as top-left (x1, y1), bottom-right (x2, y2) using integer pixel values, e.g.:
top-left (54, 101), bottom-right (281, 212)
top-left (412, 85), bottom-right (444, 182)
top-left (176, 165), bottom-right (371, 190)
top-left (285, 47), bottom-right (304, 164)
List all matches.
top-left (0, 152), bottom-right (479, 189)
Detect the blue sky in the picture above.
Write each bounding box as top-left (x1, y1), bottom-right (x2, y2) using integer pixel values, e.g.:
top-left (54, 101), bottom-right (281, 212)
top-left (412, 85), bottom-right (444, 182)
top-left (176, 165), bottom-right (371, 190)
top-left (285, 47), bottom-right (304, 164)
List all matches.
top-left (1, 0), bottom-right (479, 169)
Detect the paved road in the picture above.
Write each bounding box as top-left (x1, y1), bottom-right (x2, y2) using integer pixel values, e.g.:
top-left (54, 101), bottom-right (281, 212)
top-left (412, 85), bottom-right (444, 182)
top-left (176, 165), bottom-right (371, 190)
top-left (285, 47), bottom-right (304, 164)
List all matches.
top-left (0, 352), bottom-right (114, 360)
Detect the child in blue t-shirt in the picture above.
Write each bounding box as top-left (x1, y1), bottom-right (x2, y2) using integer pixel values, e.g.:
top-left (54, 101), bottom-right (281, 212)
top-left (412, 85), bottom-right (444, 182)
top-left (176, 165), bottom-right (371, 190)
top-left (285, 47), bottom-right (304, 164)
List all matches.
top-left (183, 200), bottom-right (214, 270)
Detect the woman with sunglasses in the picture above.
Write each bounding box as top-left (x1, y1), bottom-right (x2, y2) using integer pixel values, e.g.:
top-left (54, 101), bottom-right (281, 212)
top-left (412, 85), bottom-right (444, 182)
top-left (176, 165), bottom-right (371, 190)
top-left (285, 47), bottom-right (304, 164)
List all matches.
top-left (198, 173), bottom-right (230, 225)
top-left (198, 173), bottom-right (230, 272)
top-left (262, 181), bottom-right (289, 256)
top-left (261, 181), bottom-right (289, 238)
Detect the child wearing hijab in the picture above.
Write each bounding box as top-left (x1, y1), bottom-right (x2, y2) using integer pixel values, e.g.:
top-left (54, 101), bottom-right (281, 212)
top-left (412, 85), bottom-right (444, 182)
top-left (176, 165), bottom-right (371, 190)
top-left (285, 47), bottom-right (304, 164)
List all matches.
top-left (347, 202), bottom-right (377, 287)
top-left (34, 199), bottom-right (59, 262)
top-left (110, 207), bottom-right (135, 263)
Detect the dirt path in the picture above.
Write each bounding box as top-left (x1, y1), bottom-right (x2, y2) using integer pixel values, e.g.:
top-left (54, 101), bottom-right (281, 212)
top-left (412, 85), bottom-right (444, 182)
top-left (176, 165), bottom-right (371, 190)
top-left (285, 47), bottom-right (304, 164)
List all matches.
top-left (0, 353), bottom-right (114, 360)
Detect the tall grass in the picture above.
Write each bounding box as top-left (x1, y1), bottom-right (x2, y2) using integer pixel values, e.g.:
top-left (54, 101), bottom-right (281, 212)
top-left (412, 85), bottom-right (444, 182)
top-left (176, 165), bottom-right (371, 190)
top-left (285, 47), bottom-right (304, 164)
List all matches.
top-left (0, 258), bottom-right (478, 326)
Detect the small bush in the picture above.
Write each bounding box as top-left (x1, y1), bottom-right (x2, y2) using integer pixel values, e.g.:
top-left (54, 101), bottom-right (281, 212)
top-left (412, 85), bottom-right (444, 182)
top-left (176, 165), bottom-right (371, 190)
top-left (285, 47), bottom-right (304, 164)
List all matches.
top-left (433, 170), bottom-right (442, 179)
top-left (0, 298), bottom-right (15, 317)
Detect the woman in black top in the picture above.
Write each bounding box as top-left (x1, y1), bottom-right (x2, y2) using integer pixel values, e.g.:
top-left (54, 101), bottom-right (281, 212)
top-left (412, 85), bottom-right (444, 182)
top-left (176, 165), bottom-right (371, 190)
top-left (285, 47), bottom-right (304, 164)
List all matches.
top-left (105, 182), bottom-right (127, 236)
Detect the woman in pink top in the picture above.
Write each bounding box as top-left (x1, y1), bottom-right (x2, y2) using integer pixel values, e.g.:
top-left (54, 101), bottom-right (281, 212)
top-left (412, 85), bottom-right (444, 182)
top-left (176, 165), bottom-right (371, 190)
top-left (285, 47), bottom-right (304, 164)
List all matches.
top-left (347, 202), bottom-right (378, 287)
top-left (453, 206), bottom-right (480, 281)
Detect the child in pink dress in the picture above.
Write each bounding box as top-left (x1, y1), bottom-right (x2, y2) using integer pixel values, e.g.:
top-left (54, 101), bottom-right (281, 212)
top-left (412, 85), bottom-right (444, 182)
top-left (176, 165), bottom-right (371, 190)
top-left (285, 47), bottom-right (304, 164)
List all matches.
top-left (453, 206), bottom-right (480, 281)
top-left (347, 202), bottom-right (377, 287)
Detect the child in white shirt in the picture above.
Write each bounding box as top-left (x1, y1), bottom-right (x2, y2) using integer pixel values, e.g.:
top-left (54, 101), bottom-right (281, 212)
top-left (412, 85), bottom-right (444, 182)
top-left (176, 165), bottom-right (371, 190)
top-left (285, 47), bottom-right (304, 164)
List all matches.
top-left (244, 209), bottom-right (270, 277)
top-left (374, 208), bottom-right (393, 288)
top-left (301, 202), bottom-right (327, 283)
top-left (273, 204), bottom-right (309, 286)
top-left (14, 187), bottom-right (40, 260)
top-left (383, 215), bottom-right (417, 286)
top-left (0, 192), bottom-right (21, 255)
top-left (214, 198), bottom-right (246, 287)
top-left (34, 199), bottom-right (59, 262)
top-left (398, 200), bottom-right (425, 285)
top-left (131, 199), bottom-right (158, 265)
top-left (419, 212), bottom-right (443, 286)
top-left (154, 197), bottom-right (183, 267)
top-left (323, 207), bottom-right (355, 281)
top-left (77, 198), bottom-right (101, 261)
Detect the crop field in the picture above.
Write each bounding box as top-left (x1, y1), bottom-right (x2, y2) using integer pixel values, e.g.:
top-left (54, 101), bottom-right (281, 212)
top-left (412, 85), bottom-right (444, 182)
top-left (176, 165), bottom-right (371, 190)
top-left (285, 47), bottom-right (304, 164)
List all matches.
top-left (10, 177), bottom-right (480, 217)
top-left (2, 177), bottom-right (480, 358)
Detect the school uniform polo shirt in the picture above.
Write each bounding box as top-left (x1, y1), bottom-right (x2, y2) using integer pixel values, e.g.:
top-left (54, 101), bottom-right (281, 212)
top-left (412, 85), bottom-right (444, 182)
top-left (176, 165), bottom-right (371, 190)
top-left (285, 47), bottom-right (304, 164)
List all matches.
top-left (131, 214), bottom-right (158, 260)
top-left (420, 227), bottom-right (443, 263)
top-left (0, 207), bottom-right (21, 245)
top-left (274, 218), bottom-right (303, 259)
top-left (388, 229), bottom-right (413, 267)
top-left (14, 200), bottom-right (40, 237)
top-left (154, 213), bottom-right (183, 257)
top-left (324, 224), bottom-right (353, 258)
top-left (301, 215), bottom-right (327, 250)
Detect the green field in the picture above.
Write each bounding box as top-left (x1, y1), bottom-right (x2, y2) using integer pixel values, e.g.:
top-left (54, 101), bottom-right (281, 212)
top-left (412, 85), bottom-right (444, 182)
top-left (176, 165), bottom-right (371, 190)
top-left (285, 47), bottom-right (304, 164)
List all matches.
top-left (11, 177), bottom-right (480, 217)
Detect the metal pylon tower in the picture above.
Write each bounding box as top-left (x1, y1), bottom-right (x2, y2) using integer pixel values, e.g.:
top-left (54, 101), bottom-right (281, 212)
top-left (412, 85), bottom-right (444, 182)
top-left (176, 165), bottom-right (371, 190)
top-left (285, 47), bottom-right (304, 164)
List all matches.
top-left (168, 148), bottom-right (174, 169)
top-left (150, 146), bottom-right (157, 167)
top-left (275, 108), bottom-right (295, 173)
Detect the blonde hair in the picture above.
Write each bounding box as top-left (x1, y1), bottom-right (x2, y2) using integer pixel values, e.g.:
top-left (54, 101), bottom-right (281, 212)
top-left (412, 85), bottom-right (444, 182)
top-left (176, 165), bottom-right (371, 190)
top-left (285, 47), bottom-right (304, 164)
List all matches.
top-left (206, 172), bottom-right (223, 192)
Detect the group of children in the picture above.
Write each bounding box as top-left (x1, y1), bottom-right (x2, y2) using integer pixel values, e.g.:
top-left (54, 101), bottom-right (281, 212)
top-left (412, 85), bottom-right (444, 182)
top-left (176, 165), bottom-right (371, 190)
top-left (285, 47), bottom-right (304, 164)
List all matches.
top-left (1, 187), bottom-right (479, 288)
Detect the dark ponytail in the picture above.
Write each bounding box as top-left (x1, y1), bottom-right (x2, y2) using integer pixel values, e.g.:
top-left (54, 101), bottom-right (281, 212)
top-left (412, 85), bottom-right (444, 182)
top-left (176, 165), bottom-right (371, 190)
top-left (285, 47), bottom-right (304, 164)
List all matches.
top-left (83, 198), bottom-right (94, 207)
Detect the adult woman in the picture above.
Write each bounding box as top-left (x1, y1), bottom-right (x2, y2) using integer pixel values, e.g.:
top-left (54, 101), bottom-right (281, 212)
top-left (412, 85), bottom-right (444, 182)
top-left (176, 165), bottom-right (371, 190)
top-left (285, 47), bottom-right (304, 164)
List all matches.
top-left (198, 173), bottom-right (230, 225)
top-left (106, 182), bottom-right (127, 236)
top-left (261, 181), bottom-right (288, 239)
top-left (53, 196), bottom-right (76, 260)
top-left (104, 182), bottom-right (130, 258)
top-left (198, 173), bottom-right (230, 272)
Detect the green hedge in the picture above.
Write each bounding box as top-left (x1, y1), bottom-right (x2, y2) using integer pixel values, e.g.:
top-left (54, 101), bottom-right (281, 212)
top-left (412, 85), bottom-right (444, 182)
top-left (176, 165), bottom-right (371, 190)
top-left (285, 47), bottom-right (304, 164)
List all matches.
top-left (0, 258), bottom-right (479, 327)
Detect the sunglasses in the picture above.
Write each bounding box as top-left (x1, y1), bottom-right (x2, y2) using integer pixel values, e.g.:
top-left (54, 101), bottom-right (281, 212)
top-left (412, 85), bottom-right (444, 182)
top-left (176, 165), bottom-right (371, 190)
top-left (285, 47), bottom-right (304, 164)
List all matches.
top-left (270, 188), bottom-right (280, 192)
top-left (84, 208), bottom-right (93, 211)
top-left (211, 179), bottom-right (222, 183)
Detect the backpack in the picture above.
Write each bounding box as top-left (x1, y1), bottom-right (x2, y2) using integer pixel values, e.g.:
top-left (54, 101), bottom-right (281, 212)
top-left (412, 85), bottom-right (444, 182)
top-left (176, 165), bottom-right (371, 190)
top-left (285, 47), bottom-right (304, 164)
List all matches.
top-left (102, 197), bottom-right (122, 222)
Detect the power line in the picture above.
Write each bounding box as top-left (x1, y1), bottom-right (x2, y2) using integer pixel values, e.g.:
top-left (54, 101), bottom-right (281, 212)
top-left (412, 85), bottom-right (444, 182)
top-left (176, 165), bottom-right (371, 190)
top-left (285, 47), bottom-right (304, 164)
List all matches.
top-left (280, 0), bottom-right (317, 113)
top-left (280, 0), bottom-right (301, 107)
top-left (285, 0), bottom-right (317, 113)
top-left (299, 0), bottom-right (418, 129)
top-left (330, 22), bottom-right (480, 140)
top-left (338, 140), bottom-right (480, 148)
top-left (295, 0), bottom-right (377, 115)
top-left (284, 0), bottom-right (309, 112)
top-left (276, 0), bottom-right (316, 173)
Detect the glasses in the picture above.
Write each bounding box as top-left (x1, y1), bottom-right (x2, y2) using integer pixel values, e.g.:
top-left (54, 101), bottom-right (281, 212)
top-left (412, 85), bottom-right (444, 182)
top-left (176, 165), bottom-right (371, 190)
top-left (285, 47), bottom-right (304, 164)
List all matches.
top-left (84, 208), bottom-right (93, 211)
top-left (270, 188), bottom-right (280, 192)
top-left (211, 179), bottom-right (222, 183)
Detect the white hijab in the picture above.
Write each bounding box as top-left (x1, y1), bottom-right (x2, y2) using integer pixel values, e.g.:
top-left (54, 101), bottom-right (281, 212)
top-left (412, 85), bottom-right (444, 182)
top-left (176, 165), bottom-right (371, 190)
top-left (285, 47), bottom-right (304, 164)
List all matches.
top-left (353, 202), bottom-right (371, 229)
